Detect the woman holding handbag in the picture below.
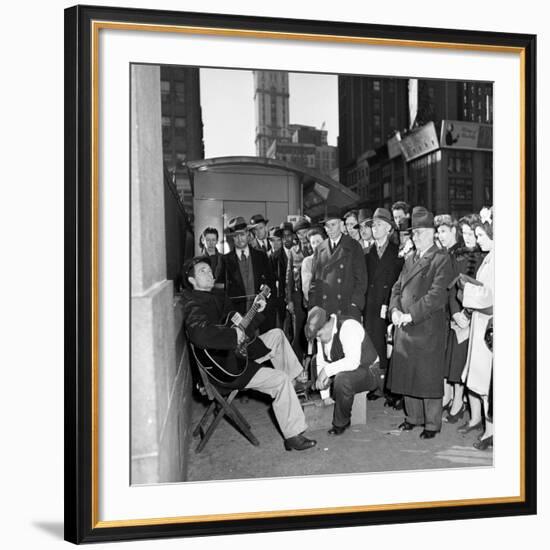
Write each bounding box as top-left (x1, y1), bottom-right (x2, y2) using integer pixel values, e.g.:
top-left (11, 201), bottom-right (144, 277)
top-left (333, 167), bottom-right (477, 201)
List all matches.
top-left (457, 210), bottom-right (494, 450)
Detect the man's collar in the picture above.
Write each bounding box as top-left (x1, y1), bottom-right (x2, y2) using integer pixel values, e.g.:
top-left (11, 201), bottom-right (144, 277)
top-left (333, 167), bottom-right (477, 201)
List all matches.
top-left (236, 246), bottom-right (250, 257)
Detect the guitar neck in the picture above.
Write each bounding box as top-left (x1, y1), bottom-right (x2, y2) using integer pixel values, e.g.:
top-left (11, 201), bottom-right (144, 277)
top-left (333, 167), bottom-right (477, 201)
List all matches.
top-left (239, 302), bottom-right (260, 331)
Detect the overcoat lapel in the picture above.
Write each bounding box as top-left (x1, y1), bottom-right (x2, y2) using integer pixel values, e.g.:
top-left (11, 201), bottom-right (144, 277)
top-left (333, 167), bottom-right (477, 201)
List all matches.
top-left (322, 238), bottom-right (350, 270)
top-left (400, 245), bottom-right (439, 289)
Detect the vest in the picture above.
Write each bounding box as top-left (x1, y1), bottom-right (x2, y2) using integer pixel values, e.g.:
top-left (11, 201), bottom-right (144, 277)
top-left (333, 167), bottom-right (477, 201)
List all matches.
top-left (323, 316), bottom-right (378, 368)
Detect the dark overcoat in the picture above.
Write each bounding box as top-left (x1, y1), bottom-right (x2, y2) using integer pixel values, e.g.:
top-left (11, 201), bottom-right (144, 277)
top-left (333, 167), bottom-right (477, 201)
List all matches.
top-left (308, 234), bottom-right (367, 320)
top-left (217, 247), bottom-right (276, 332)
top-left (386, 245), bottom-right (453, 398)
top-left (181, 288), bottom-right (266, 388)
top-left (364, 241), bottom-right (404, 370)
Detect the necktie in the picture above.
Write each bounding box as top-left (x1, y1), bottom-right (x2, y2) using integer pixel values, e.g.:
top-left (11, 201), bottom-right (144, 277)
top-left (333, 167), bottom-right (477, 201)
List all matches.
top-left (240, 251), bottom-right (246, 262)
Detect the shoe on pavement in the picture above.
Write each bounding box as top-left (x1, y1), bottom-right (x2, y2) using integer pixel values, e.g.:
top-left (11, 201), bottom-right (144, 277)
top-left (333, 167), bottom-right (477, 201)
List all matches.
top-left (284, 434), bottom-right (317, 451)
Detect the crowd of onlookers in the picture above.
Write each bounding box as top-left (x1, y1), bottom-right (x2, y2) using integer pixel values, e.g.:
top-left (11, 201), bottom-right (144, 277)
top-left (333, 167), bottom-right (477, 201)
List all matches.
top-left (192, 200), bottom-right (494, 450)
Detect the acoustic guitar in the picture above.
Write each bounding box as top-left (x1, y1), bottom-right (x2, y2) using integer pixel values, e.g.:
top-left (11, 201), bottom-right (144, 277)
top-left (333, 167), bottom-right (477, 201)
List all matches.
top-left (191, 285), bottom-right (272, 385)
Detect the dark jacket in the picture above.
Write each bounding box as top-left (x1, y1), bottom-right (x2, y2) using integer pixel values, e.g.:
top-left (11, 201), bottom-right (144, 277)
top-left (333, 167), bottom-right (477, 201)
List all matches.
top-left (386, 245), bottom-right (453, 398)
top-left (181, 288), bottom-right (266, 388)
top-left (364, 241), bottom-right (404, 369)
top-left (285, 243), bottom-right (310, 301)
top-left (217, 247), bottom-right (276, 331)
top-left (309, 234), bottom-right (367, 320)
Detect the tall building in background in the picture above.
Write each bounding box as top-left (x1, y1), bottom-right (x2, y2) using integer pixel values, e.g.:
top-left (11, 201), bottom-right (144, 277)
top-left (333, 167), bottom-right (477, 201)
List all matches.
top-left (254, 71), bottom-right (291, 157)
top-left (338, 76), bottom-right (409, 189)
top-left (255, 72), bottom-right (339, 177)
top-left (338, 75), bottom-right (493, 216)
top-left (160, 65), bottom-right (204, 209)
top-left (413, 79), bottom-right (493, 127)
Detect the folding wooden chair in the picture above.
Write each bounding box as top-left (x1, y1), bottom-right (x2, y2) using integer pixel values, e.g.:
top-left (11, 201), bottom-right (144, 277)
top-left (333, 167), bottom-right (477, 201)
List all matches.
top-left (190, 344), bottom-right (260, 453)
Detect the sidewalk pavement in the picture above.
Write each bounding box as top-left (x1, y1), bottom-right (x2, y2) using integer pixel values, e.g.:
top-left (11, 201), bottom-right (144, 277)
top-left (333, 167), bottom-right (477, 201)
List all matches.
top-left (187, 391), bottom-right (493, 482)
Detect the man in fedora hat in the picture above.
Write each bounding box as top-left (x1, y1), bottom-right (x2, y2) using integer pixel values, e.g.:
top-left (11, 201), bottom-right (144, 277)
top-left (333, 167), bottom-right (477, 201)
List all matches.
top-left (363, 208), bottom-right (404, 405)
top-left (386, 206), bottom-right (454, 439)
top-left (308, 208), bottom-right (367, 322)
top-left (285, 216), bottom-right (312, 361)
top-left (249, 214), bottom-right (271, 254)
top-left (182, 255), bottom-right (316, 451)
top-left (305, 306), bottom-right (384, 435)
top-left (216, 216), bottom-right (277, 332)
top-left (356, 208), bottom-right (374, 252)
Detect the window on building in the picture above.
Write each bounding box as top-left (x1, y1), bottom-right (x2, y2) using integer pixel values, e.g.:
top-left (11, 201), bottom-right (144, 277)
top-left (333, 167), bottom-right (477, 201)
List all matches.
top-left (162, 116), bottom-right (171, 127)
top-left (373, 80), bottom-right (381, 91)
top-left (174, 81), bottom-right (185, 103)
top-left (161, 80), bottom-right (170, 102)
top-left (373, 97), bottom-right (381, 111)
top-left (374, 115), bottom-right (381, 127)
top-left (174, 117), bottom-right (186, 136)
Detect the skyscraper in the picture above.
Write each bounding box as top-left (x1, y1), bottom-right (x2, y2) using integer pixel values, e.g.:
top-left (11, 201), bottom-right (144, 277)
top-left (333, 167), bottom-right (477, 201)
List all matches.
top-left (253, 71), bottom-right (291, 157)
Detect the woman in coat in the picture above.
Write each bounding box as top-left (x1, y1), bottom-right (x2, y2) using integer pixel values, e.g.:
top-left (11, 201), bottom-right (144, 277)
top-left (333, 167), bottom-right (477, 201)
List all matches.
top-left (457, 217), bottom-right (494, 450)
top-left (436, 214), bottom-right (485, 423)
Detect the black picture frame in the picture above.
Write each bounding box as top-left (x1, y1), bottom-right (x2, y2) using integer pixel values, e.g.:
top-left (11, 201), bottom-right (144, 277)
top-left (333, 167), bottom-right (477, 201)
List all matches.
top-left (65, 4), bottom-right (537, 544)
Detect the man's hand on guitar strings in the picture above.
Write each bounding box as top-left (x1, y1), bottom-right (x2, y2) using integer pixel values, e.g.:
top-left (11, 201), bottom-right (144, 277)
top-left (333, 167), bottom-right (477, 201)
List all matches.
top-left (235, 326), bottom-right (246, 345)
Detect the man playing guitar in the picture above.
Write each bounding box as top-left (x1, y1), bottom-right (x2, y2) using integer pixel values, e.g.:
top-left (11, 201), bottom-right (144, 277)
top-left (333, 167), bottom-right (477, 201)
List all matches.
top-left (182, 255), bottom-right (316, 452)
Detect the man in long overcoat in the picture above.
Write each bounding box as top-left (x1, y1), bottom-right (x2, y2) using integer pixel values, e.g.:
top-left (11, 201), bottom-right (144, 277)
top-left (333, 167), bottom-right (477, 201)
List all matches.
top-left (387, 206), bottom-right (453, 439)
top-left (216, 216), bottom-right (277, 332)
top-left (308, 209), bottom-right (367, 322)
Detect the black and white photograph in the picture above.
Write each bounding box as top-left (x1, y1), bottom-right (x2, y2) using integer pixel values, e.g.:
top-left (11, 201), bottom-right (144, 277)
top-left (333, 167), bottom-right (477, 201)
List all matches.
top-left (130, 64), bottom-right (496, 485)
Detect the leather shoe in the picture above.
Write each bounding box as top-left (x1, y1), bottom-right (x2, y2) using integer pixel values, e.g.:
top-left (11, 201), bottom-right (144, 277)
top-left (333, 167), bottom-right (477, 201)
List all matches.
top-left (445, 403), bottom-right (466, 424)
top-left (398, 420), bottom-right (416, 431)
top-left (473, 435), bottom-right (493, 451)
top-left (419, 429), bottom-right (438, 439)
top-left (457, 420), bottom-right (483, 434)
top-left (328, 422), bottom-right (350, 436)
top-left (284, 434), bottom-right (317, 451)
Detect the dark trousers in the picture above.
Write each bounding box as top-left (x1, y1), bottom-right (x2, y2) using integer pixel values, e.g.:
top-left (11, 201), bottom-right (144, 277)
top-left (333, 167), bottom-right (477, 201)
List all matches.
top-left (290, 291), bottom-right (307, 362)
top-left (332, 365), bottom-right (377, 428)
top-left (404, 395), bottom-right (443, 431)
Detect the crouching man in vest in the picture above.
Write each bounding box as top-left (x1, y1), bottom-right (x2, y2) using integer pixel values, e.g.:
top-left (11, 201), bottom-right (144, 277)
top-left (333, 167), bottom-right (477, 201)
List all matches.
top-left (305, 306), bottom-right (385, 435)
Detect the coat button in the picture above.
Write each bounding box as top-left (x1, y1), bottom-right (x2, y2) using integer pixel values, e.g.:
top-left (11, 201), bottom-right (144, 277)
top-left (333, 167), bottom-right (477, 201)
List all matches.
top-left (337, 294), bottom-right (341, 300)
top-left (340, 264), bottom-right (344, 269)
top-left (323, 295), bottom-right (327, 300)
top-left (337, 278), bottom-right (341, 283)
top-left (337, 310), bottom-right (342, 315)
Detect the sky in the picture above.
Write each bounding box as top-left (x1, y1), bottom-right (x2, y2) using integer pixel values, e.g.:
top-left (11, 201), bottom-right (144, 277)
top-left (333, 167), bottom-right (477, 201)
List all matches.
top-left (200, 68), bottom-right (338, 158)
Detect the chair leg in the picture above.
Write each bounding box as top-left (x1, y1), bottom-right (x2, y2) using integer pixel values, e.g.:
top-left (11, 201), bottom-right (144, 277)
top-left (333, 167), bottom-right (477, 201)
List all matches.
top-left (193, 401), bottom-right (216, 437)
top-left (195, 388), bottom-right (259, 453)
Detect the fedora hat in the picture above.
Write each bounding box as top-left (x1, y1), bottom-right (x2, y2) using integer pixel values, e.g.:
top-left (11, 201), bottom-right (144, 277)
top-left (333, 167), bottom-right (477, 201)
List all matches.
top-left (226, 216), bottom-right (249, 234)
top-left (249, 213), bottom-right (269, 227)
top-left (304, 306), bottom-right (328, 341)
top-left (280, 221), bottom-right (294, 233)
top-left (269, 227), bottom-right (283, 239)
top-left (372, 207), bottom-right (395, 228)
top-left (293, 216), bottom-right (311, 232)
top-left (357, 208), bottom-right (373, 227)
top-left (411, 206), bottom-right (434, 229)
top-left (320, 207), bottom-right (342, 224)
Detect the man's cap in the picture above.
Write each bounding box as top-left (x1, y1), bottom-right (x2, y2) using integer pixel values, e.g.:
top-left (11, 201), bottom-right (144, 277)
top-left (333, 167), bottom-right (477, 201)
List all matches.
top-left (305, 306), bottom-right (328, 341)
top-left (411, 206), bottom-right (435, 229)
top-left (226, 216), bottom-right (249, 234)
top-left (249, 214), bottom-right (269, 227)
